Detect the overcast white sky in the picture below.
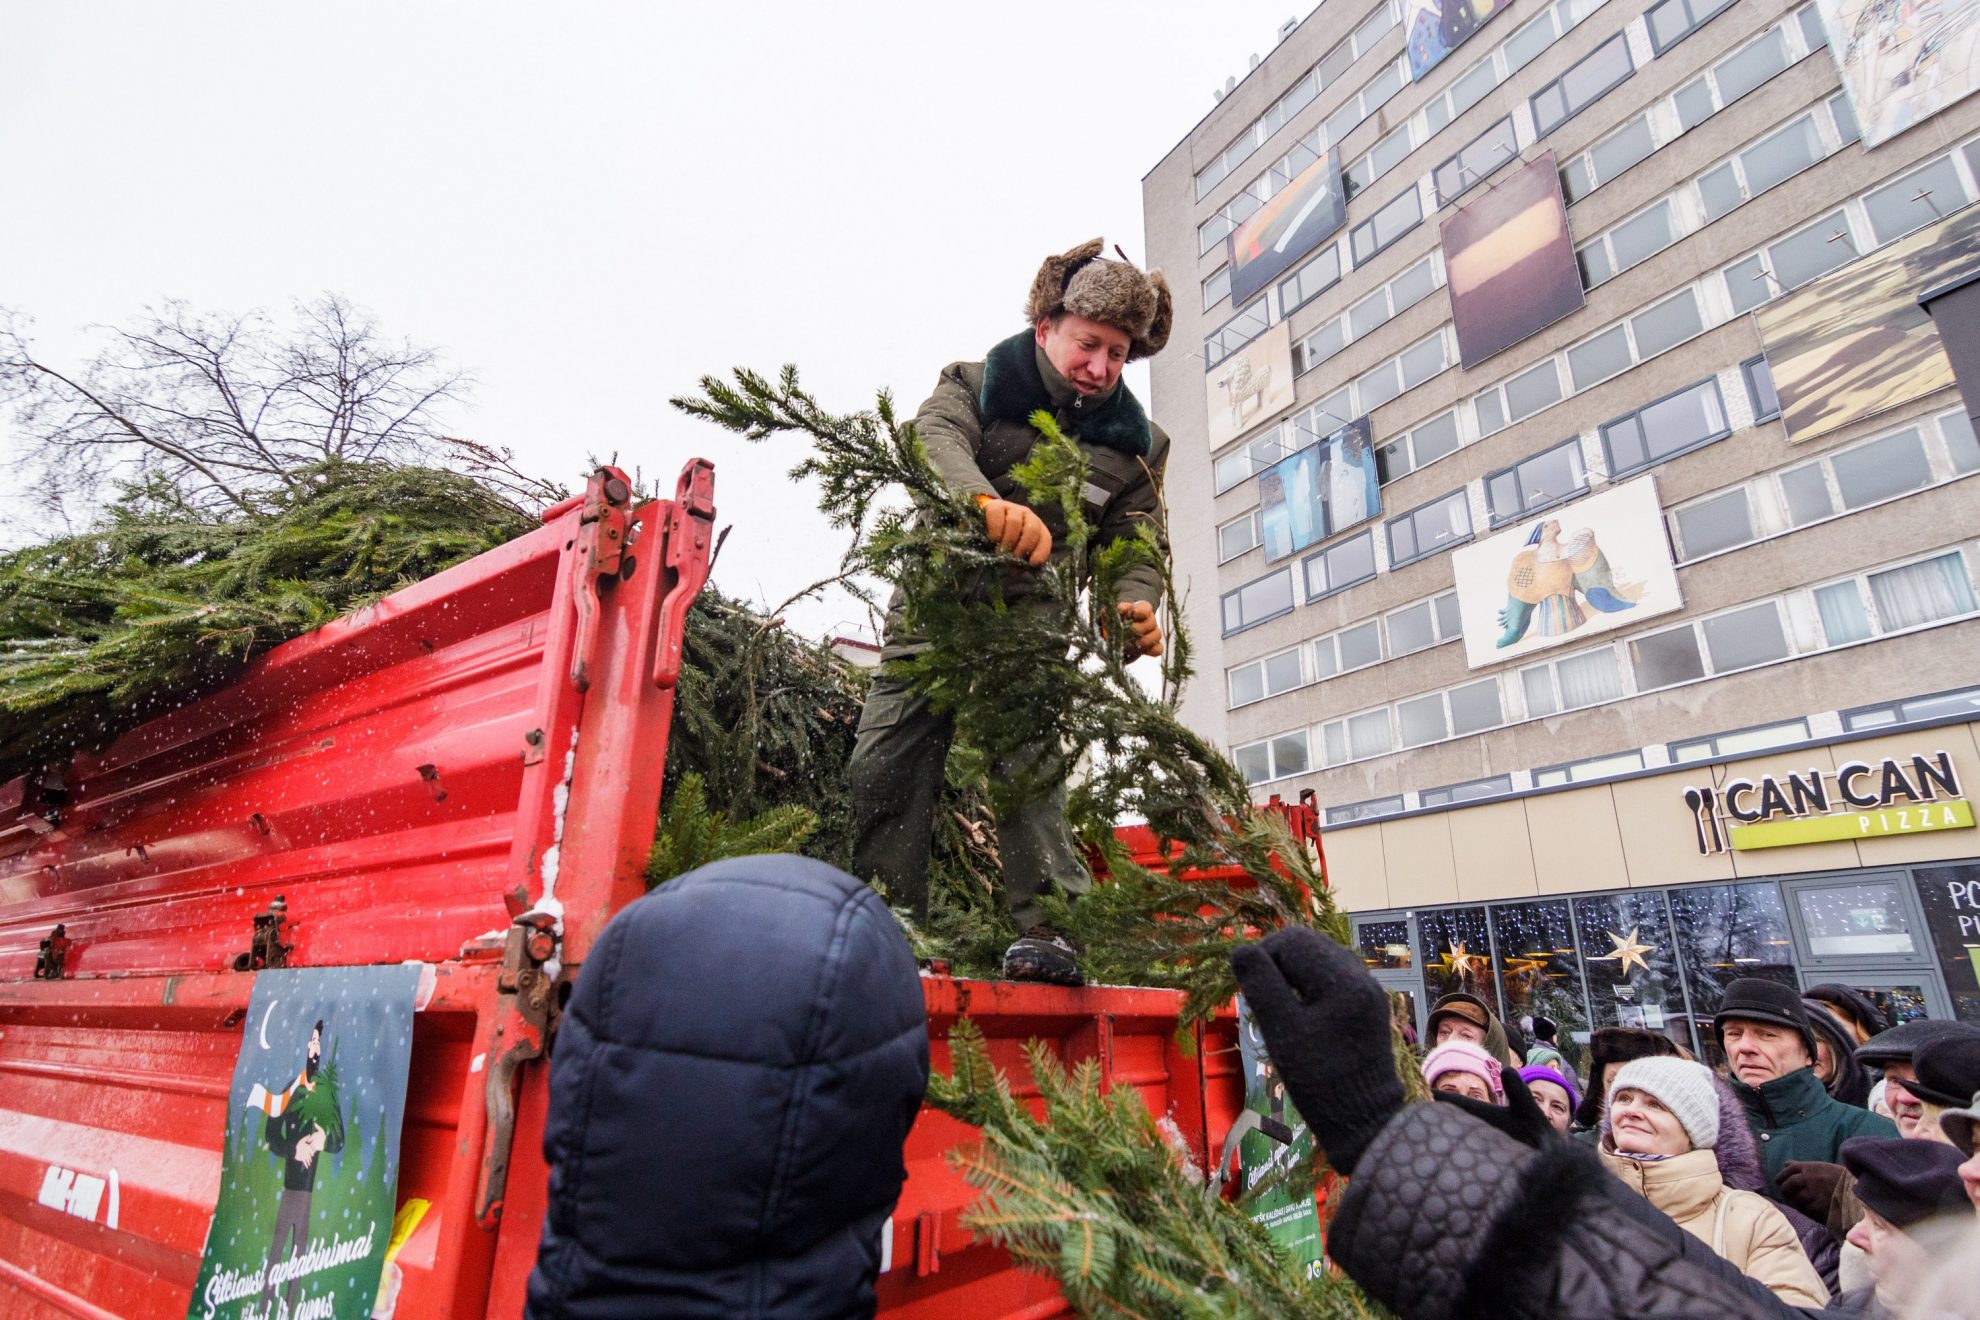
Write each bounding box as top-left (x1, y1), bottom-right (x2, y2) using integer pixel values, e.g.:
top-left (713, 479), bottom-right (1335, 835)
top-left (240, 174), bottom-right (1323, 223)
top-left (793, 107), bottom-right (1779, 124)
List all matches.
top-left (0, 2), bottom-right (1306, 636)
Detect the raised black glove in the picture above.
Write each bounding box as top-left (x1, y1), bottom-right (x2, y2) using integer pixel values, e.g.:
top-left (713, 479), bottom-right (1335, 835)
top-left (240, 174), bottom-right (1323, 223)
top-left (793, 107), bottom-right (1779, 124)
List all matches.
top-left (1778, 1160), bottom-right (1848, 1225)
top-left (1230, 927), bottom-right (1404, 1176)
top-left (1434, 1064), bottom-right (1558, 1149)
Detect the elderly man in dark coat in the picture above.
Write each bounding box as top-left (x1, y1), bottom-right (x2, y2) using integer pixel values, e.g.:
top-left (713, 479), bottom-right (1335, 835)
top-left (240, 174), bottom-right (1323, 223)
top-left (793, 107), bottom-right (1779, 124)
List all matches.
top-left (848, 239), bottom-right (1175, 986)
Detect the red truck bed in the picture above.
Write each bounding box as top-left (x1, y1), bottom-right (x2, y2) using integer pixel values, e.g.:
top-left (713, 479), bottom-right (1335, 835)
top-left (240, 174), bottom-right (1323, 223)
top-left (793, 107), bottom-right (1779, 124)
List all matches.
top-left (0, 459), bottom-right (1247, 1318)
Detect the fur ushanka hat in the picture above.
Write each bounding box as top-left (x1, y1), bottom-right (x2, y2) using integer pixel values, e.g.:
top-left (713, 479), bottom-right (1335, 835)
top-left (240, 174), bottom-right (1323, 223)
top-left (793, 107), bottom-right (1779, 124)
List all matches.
top-left (1026, 239), bottom-right (1174, 361)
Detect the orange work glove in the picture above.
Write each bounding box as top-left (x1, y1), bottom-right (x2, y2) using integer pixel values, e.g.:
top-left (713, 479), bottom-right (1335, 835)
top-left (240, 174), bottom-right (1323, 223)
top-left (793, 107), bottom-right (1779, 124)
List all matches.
top-left (1118, 600), bottom-right (1163, 658)
top-left (979, 496), bottom-right (1052, 567)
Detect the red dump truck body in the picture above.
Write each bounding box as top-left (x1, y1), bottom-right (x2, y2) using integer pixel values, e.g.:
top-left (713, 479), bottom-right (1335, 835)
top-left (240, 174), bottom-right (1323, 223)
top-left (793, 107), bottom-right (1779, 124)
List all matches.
top-left (0, 459), bottom-right (1251, 1318)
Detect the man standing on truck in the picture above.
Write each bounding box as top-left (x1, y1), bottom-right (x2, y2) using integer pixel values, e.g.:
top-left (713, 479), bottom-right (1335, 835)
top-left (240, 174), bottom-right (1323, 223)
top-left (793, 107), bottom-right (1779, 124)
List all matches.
top-left (847, 239), bottom-right (1173, 986)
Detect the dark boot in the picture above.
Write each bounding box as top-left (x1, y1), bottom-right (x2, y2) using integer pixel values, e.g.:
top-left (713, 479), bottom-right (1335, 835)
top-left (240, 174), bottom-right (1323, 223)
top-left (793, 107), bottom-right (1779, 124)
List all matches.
top-left (1002, 926), bottom-right (1084, 986)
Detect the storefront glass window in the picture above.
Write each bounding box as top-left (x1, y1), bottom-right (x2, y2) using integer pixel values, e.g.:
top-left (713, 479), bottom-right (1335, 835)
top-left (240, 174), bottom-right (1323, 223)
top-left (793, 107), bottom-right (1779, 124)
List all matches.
top-left (1357, 919), bottom-right (1414, 970)
top-left (1489, 899), bottom-right (1590, 1074)
top-left (1417, 907), bottom-right (1500, 1018)
top-left (1793, 878), bottom-right (1921, 958)
top-left (1915, 864), bottom-right (1980, 1024)
top-left (1670, 882), bottom-right (1796, 1062)
top-left (1573, 891), bottom-right (1690, 1051)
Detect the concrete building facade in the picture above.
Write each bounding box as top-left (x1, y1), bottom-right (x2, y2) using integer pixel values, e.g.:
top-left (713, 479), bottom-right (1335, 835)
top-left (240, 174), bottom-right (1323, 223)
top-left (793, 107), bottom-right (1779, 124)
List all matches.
top-left (1143, 0), bottom-right (1980, 1052)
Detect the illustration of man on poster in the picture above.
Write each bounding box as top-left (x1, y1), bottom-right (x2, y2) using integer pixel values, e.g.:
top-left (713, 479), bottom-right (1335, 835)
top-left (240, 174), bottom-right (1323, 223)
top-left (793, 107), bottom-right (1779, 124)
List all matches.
top-left (188, 964), bottom-right (420, 1320)
top-left (256, 1020), bottom-right (345, 1314)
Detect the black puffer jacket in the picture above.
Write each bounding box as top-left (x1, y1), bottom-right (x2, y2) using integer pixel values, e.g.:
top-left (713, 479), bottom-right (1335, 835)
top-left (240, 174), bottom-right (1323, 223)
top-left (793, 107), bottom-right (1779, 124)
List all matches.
top-left (525, 856), bottom-right (930, 1319)
top-left (1328, 1103), bottom-right (1826, 1319)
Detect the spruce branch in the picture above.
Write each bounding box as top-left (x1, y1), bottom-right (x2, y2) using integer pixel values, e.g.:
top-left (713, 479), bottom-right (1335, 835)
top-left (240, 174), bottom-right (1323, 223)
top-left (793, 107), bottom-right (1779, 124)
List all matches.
top-left (928, 1021), bottom-right (1389, 1320)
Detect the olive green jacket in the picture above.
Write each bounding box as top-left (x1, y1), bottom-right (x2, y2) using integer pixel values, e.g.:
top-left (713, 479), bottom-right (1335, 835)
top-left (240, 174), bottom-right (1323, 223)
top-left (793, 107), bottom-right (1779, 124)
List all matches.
top-left (883, 331), bottom-right (1171, 656)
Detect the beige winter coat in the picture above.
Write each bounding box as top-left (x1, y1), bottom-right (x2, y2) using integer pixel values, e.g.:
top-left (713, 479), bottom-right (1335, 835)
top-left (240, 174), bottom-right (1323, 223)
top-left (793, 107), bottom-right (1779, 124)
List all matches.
top-left (1600, 1144), bottom-right (1828, 1308)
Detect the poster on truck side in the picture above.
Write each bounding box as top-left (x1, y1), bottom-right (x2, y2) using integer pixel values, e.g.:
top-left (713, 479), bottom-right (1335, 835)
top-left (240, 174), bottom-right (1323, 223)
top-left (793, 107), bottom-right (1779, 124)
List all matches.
top-left (1234, 995), bottom-right (1325, 1280)
top-left (187, 965), bottom-right (422, 1320)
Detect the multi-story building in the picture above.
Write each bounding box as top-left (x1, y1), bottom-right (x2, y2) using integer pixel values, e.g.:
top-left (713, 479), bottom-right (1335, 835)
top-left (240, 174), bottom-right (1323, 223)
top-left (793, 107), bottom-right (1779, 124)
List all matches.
top-left (1144, 0), bottom-right (1980, 1060)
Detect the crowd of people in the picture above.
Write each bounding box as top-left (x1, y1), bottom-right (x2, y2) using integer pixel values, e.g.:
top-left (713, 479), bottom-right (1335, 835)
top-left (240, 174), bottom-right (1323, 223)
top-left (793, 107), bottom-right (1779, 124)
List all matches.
top-left (1236, 927), bottom-right (1980, 1319)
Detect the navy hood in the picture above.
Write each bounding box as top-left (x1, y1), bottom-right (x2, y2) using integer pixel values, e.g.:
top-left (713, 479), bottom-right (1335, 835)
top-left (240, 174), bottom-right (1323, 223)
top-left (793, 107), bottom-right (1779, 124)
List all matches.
top-left (526, 855), bottom-right (930, 1319)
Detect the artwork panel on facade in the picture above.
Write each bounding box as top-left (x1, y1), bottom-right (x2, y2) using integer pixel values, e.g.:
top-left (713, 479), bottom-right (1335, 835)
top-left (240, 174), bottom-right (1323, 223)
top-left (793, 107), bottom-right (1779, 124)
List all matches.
top-left (1816, 0), bottom-right (1980, 148)
top-left (1757, 205), bottom-right (1980, 443)
top-left (1440, 151), bottom-right (1585, 369)
top-left (1407, 0), bottom-right (1506, 81)
top-left (1451, 476), bottom-right (1682, 669)
top-left (1226, 147), bottom-right (1348, 307)
top-left (1258, 416), bottom-right (1381, 561)
top-left (1206, 320), bottom-right (1297, 449)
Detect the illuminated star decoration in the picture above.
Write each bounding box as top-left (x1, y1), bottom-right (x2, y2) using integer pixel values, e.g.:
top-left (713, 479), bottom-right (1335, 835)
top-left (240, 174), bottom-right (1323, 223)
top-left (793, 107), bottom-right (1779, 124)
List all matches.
top-left (1589, 927), bottom-right (1656, 977)
top-left (1437, 940), bottom-right (1482, 980)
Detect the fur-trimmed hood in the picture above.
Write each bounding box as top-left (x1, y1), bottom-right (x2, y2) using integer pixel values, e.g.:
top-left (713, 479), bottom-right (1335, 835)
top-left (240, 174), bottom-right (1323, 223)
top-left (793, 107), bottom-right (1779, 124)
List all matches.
top-left (978, 331), bottom-right (1152, 458)
top-left (1025, 238), bottom-right (1173, 361)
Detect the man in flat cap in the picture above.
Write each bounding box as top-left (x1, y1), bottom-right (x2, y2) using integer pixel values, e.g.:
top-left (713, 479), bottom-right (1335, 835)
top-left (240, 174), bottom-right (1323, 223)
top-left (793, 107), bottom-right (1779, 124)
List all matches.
top-left (848, 240), bottom-right (1174, 986)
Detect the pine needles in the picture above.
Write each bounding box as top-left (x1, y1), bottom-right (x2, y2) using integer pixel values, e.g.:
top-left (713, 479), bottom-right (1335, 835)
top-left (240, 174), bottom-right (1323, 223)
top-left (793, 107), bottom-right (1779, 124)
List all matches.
top-left (928, 1020), bottom-right (1389, 1320)
top-left (647, 771), bottom-right (820, 886)
top-left (0, 462), bottom-right (537, 783)
top-left (671, 366), bottom-right (1347, 1018)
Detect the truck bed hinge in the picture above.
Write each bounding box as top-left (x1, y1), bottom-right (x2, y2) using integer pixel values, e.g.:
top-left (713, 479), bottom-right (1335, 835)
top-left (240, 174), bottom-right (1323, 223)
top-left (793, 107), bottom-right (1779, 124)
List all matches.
top-left (475, 910), bottom-right (561, 1228)
top-left (232, 895), bottom-right (294, 971)
top-left (33, 924), bottom-right (69, 979)
top-left (568, 467), bottom-right (634, 693)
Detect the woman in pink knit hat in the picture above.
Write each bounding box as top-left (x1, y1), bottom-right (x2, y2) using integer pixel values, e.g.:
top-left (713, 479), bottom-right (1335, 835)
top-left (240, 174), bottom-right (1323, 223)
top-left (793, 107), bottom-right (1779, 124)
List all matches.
top-left (1421, 1039), bottom-right (1506, 1104)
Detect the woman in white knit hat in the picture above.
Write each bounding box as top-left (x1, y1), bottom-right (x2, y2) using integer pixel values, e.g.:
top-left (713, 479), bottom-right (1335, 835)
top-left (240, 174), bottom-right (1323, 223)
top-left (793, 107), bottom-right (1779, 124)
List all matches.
top-left (1599, 1057), bottom-right (1829, 1308)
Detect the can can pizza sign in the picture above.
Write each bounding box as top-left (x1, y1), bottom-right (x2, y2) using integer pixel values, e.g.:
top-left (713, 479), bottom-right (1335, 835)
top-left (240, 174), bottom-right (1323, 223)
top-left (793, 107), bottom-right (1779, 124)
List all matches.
top-left (1682, 752), bottom-right (1973, 854)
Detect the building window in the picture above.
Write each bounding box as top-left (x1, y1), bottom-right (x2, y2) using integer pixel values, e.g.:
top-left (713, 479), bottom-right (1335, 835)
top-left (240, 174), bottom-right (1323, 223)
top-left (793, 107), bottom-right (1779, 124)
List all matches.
top-left (1669, 718), bottom-right (1809, 762)
top-left (1221, 568), bottom-right (1295, 635)
top-left (1228, 646), bottom-right (1306, 707)
top-left (1386, 590), bottom-right (1462, 656)
top-left (1669, 883), bottom-right (1797, 1056)
top-left (1202, 266), bottom-right (1232, 311)
top-left (1631, 288), bottom-right (1706, 357)
top-left (1842, 684), bottom-right (1980, 731)
top-left (1645, 0), bottom-right (1736, 53)
top-left (1522, 647), bottom-right (1623, 716)
top-left (1297, 318), bottom-right (1348, 373)
top-left (1835, 428), bottom-right (1934, 510)
top-left (1568, 326), bottom-right (1633, 391)
top-left (1631, 601), bottom-right (1792, 690)
top-left (1321, 707), bottom-right (1395, 764)
top-left (1420, 774), bottom-right (1515, 807)
top-left (1213, 423), bottom-right (1293, 494)
top-left (1530, 32), bottom-right (1634, 137)
top-left (1717, 27), bottom-right (1792, 103)
top-left (1204, 299), bottom-right (1274, 370)
top-left (1234, 729), bottom-right (1312, 784)
top-left (1302, 532), bottom-right (1377, 601)
top-left (1742, 357), bottom-right (1780, 421)
top-left (1671, 488), bottom-right (1753, 560)
top-left (1865, 156), bottom-right (1966, 244)
top-left (1478, 360), bottom-right (1566, 436)
top-left (1818, 551), bottom-right (1980, 643)
top-left (1486, 439), bottom-right (1588, 524)
top-left (1329, 796), bottom-right (1404, 825)
top-left (1279, 243), bottom-right (1344, 315)
top-left (1575, 891), bottom-right (1687, 1043)
top-left (1699, 114), bottom-right (1823, 220)
top-left (1376, 409), bottom-right (1462, 484)
top-left (1533, 748), bottom-right (1643, 786)
top-left (1944, 409), bottom-right (1980, 473)
top-left (1434, 116), bottom-right (1518, 206)
top-left (1562, 111), bottom-right (1655, 201)
top-left (1350, 184), bottom-right (1424, 264)
top-left (1426, 57), bottom-right (1502, 135)
top-left (1219, 511), bottom-right (1261, 563)
top-left (1601, 376), bottom-right (1730, 476)
top-left (1314, 619), bottom-right (1385, 679)
top-left (1386, 489), bottom-right (1473, 566)
top-left (1417, 907), bottom-right (1499, 1014)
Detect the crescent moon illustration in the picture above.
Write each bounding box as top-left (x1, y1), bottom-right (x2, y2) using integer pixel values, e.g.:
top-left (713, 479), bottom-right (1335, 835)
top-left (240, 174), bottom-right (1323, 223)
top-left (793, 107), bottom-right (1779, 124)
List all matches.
top-left (259, 1000), bottom-right (278, 1051)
